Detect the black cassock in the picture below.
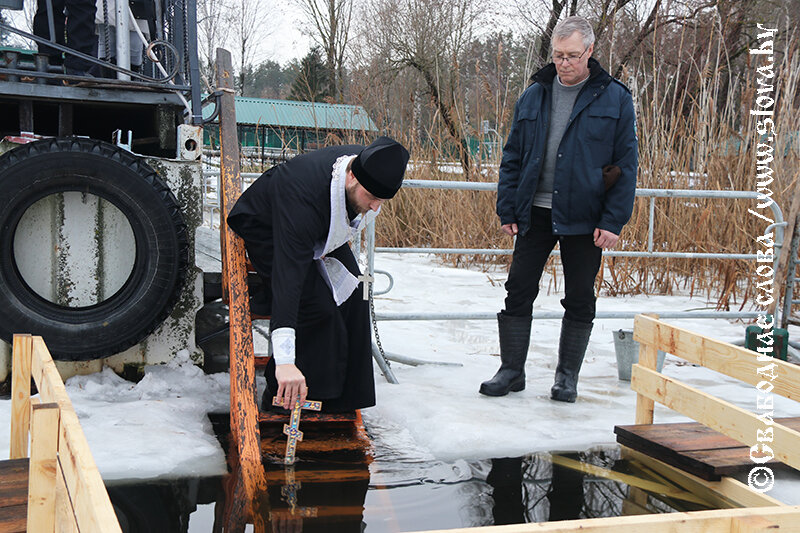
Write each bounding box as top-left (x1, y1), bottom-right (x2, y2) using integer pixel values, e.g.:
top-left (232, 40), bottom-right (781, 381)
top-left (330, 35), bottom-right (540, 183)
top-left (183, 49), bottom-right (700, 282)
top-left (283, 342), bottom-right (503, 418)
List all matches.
top-left (227, 145), bottom-right (375, 412)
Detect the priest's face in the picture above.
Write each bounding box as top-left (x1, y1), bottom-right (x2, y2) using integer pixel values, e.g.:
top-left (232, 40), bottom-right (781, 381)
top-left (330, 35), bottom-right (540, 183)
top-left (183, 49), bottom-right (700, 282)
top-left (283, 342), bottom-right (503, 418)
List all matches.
top-left (346, 171), bottom-right (385, 214)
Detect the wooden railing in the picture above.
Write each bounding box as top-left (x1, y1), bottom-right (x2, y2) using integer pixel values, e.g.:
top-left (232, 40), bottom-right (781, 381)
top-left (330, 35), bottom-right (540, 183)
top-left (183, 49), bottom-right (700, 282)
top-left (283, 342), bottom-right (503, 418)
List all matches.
top-left (631, 314), bottom-right (800, 472)
top-left (412, 315), bottom-right (800, 532)
top-left (10, 334), bottom-right (122, 533)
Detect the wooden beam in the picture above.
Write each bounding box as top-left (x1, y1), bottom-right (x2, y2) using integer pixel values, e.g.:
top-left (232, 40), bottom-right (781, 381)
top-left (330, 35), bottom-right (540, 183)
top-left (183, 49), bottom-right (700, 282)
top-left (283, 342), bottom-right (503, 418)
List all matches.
top-left (621, 446), bottom-right (785, 509)
top-left (27, 401), bottom-right (59, 533)
top-left (55, 466), bottom-right (79, 533)
top-left (549, 454), bottom-right (711, 505)
top-left (633, 315), bottom-right (800, 402)
top-left (10, 334), bottom-right (32, 460)
top-left (215, 46), bottom-right (268, 517)
top-left (730, 514), bottom-right (780, 533)
top-left (30, 337), bottom-right (122, 533)
top-left (631, 365), bottom-right (800, 473)
top-left (407, 506), bottom-right (800, 532)
top-left (634, 343), bottom-right (659, 425)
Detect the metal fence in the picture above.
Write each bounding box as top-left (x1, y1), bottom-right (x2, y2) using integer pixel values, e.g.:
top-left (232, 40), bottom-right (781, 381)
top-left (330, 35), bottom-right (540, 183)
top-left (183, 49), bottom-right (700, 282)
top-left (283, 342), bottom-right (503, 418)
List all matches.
top-left (202, 173), bottom-right (786, 324)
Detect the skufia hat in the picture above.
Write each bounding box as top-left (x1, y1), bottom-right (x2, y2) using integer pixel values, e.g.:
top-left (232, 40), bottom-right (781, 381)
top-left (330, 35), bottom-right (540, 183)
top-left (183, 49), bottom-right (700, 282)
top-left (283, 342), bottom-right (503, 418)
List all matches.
top-left (351, 136), bottom-right (410, 199)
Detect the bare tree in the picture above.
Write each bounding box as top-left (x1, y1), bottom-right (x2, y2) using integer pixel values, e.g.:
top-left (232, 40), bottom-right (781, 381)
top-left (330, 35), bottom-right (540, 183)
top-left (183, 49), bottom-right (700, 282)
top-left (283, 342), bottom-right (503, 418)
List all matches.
top-left (295, 0), bottom-right (353, 101)
top-left (231, 0), bottom-right (269, 95)
top-left (365, 0), bottom-right (485, 178)
top-left (197, 0), bottom-right (232, 90)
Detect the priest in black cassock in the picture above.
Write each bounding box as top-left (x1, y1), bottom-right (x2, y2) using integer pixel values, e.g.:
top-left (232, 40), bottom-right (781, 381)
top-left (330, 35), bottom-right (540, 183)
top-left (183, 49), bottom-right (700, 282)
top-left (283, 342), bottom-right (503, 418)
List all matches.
top-left (227, 137), bottom-right (410, 413)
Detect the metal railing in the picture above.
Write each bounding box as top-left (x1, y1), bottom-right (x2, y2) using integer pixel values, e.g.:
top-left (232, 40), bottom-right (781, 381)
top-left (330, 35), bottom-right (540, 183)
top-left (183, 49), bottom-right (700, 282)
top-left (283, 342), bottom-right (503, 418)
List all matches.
top-left (0, 0), bottom-right (202, 123)
top-left (363, 180), bottom-right (785, 323)
top-left (201, 173), bottom-right (785, 323)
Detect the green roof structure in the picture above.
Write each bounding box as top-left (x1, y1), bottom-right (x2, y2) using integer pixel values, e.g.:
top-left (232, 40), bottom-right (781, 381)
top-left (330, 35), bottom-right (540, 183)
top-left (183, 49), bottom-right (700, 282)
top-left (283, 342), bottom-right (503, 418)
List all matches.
top-left (203, 97), bottom-right (378, 152)
top-left (205, 97), bottom-right (377, 132)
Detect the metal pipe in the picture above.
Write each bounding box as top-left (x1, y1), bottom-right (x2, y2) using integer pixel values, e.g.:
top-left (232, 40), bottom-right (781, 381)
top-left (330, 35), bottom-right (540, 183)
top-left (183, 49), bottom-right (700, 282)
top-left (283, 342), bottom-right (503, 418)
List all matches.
top-left (375, 311), bottom-right (763, 321)
top-left (647, 197), bottom-right (655, 252)
top-left (374, 247), bottom-right (757, 260)
top-left (115, 0), bottom-right (131, 79)
top-left (781, 216), bottom-right (800, 329)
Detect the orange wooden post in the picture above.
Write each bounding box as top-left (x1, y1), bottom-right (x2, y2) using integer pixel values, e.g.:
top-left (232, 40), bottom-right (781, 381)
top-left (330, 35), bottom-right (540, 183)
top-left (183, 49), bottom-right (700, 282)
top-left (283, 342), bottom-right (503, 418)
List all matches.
top-left (10, 333), bottom-right (32, 460)
top-left (215, 46), bottom-right (268, 515)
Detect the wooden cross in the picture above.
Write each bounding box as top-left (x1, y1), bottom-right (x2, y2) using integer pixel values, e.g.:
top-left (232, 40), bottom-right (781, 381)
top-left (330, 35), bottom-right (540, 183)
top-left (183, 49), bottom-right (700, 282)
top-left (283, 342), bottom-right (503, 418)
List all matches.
top-left (271, 396), bottom-right (322, 465)
top-left (357, 273), bottom-right (374, 300)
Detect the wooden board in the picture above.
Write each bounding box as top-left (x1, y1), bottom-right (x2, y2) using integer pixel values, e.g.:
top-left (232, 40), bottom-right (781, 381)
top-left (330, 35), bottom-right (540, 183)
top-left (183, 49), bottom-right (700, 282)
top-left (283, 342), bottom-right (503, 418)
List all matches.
top-left (259, 410), bottom-right (371, 463)
top-left (0, 458), bottom-right (30, 533)
top-left (615, 417), bottom-right (800, 481)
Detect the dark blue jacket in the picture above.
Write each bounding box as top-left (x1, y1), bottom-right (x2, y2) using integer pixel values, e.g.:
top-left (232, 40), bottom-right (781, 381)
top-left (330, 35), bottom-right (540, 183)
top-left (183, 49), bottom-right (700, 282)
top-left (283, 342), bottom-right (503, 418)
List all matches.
top-left (497, 58), bottom-right (638, 236)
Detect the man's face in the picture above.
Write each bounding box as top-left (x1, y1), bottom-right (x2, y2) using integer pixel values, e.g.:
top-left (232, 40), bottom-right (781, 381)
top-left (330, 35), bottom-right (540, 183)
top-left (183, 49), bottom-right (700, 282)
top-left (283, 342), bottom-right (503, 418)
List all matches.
top-left (345, 171), bottom-right (384, 215)
top-left (552, 31), bottom-right (593, 86)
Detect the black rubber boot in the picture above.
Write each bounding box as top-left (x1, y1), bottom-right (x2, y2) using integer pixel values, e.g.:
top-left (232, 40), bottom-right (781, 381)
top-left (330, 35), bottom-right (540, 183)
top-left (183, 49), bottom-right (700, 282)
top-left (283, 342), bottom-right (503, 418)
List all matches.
top-left (479, 312), bottom-right (532, 396)
top-left (550, 318), bottom-right (593, 402)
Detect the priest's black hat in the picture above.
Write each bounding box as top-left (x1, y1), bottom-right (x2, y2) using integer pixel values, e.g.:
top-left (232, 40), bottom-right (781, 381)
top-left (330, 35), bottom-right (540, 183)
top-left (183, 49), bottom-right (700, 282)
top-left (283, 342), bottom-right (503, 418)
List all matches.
top-left (351, 136), bottom-right (410, 199)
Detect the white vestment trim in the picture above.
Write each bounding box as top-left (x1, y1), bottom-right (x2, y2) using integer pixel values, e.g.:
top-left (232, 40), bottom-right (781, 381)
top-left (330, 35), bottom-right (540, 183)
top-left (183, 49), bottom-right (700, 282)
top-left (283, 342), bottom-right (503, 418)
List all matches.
top-left (313, 154), bottom-right (375, 306)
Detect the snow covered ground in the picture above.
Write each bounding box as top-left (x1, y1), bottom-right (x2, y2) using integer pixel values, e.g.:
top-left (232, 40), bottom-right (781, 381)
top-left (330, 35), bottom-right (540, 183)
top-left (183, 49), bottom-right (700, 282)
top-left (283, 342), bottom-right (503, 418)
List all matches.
top-left (2, 250), bottom-right (799, 509)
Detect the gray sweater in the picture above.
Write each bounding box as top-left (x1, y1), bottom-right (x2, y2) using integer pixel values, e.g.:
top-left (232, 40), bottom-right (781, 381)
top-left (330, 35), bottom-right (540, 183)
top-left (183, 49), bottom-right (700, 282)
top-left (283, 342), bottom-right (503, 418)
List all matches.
top-left (533, 75), bottom-right (589, 209)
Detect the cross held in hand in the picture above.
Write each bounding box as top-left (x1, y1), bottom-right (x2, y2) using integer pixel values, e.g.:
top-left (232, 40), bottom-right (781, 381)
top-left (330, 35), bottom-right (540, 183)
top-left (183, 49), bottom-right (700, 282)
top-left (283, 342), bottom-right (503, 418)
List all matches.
top-left (357, 273), bottom-right (374, 300)
top-left (272, 396), bottom-right (322, 464)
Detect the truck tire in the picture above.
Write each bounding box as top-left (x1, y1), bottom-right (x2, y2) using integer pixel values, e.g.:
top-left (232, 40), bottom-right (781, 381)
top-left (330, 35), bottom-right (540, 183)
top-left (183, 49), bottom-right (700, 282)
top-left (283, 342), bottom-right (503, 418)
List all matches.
top-left (0, 138), bottom-right (188, 360)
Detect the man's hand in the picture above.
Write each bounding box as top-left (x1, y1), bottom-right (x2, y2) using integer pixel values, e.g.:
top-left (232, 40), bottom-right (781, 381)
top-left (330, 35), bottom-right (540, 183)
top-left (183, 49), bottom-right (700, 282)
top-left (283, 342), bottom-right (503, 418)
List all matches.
top-left (275, 364), bottom-right (307, 409)
top-left (593, 228), bottom-right (619, 249)
top-left (501, 223), bottom-right (519, 236)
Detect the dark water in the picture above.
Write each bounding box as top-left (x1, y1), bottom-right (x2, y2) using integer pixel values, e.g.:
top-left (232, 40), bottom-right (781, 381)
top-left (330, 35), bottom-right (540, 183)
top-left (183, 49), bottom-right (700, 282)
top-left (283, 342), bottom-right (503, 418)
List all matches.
top-left (105, 422), bottom-right (717, 532)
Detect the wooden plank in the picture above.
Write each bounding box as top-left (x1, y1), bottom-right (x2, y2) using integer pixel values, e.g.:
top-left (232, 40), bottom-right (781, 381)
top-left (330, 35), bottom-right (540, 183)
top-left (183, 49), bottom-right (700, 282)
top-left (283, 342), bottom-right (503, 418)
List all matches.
top-left (631, 365), bottom-right (800, 472)
top-left (731, 514), bottom-right (780, 533)
top-left (258, 411), bottom-right (357, 424)
top-left (0, 458), bottom-right (30, 487)
top-left (615, 418), bottom-right (800, 480)
top-left (31, 337), bottom-right (122, 533)
top-left (0, 504), bottom-right (28, 533)
top-left (549, 454), bottom-right (710, 505)
top-left (0, 459), bottom-right (29, 533)
top-left (28, 402), bottom-right (60, 533)
top-left (617, 434), bottom-right (721, 481)
top-left (55, 461), bottom-right (79, 533)
top-left (10, 334), bottom-right (32, 460)
top-left (406, 506), bottom-right (800, 532)
top-left (622, 446), bottom-right (786, 509)
top-left (215, 47), bottom-right (268, 513)
top-left (634, 342), bottom-right (658, 425)
top-left (633, 315), bottom-right (800, 402)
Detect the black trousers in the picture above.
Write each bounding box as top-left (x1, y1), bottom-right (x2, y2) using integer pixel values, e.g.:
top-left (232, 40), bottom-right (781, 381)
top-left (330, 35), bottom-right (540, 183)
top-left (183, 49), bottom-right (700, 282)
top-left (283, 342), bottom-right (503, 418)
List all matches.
top-left (33, 0), bottom-right (97, 71)
top-left (504, 207), bottom-right (602, 324)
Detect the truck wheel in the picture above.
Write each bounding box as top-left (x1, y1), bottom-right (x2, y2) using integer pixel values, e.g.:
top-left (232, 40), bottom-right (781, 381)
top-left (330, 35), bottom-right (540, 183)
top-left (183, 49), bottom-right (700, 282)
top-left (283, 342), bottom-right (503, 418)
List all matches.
top-left (0, 138), bottom-right (188, 360)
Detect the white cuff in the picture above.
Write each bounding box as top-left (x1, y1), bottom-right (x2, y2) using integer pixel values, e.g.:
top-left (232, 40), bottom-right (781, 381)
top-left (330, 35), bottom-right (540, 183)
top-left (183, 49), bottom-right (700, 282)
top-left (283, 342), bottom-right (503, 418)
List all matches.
top-left (271, 327), bottom-right (296, 366)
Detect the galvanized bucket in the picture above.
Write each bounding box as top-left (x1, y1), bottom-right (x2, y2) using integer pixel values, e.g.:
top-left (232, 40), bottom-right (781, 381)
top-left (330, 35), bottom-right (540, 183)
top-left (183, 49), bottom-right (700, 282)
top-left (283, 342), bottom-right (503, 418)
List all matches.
top-left (613, 329), bottom-right (666, 381)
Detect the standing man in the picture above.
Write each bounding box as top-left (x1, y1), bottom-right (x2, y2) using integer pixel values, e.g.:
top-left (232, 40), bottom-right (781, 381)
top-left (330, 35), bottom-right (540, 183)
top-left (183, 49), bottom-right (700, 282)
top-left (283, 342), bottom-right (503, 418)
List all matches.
top-left (228, 137), bottom-right (409, 412)
top-left (480, 16), bottom-right (638, 402)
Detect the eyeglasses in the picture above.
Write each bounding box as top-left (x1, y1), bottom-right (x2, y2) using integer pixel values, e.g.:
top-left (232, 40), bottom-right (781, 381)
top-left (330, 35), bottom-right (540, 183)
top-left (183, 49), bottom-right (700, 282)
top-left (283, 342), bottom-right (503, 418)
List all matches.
top-left (551, 47), bottom-right (589, 64)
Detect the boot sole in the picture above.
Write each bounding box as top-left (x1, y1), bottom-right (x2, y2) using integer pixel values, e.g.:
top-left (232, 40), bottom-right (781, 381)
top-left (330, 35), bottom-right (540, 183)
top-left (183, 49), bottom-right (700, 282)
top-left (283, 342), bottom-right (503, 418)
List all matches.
top-left (479, 379), bottom-right (525, 397)
top-left (550, 391), bottom-right (577, 403)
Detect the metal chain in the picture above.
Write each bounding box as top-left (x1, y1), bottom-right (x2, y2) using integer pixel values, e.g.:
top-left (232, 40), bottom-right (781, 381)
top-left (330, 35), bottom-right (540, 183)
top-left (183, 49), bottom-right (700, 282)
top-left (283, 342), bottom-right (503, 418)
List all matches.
top-left (368, 276), bottom-right (390, 369)
top-left (101, 0), bottom-right (110, 63)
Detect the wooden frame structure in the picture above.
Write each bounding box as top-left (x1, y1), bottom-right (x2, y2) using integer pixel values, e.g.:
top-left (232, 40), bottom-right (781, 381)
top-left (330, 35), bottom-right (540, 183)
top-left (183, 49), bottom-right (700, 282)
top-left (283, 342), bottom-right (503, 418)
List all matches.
top-left (413, 315), bottom-right (800, 532)
top-left (9, 334), bottom-right (122, 533)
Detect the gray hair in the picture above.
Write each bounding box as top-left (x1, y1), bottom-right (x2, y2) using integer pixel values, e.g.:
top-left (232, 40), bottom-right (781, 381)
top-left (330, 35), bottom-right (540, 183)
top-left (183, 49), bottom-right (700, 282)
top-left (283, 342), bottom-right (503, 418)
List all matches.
top-left (552, 16), bottom-right (595, 48)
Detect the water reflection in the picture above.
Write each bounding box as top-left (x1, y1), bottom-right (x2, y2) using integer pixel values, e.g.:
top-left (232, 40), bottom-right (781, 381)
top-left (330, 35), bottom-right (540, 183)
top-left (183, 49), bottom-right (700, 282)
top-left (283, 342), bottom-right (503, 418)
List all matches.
top-left (106, 442), bottom-right (717, 531)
